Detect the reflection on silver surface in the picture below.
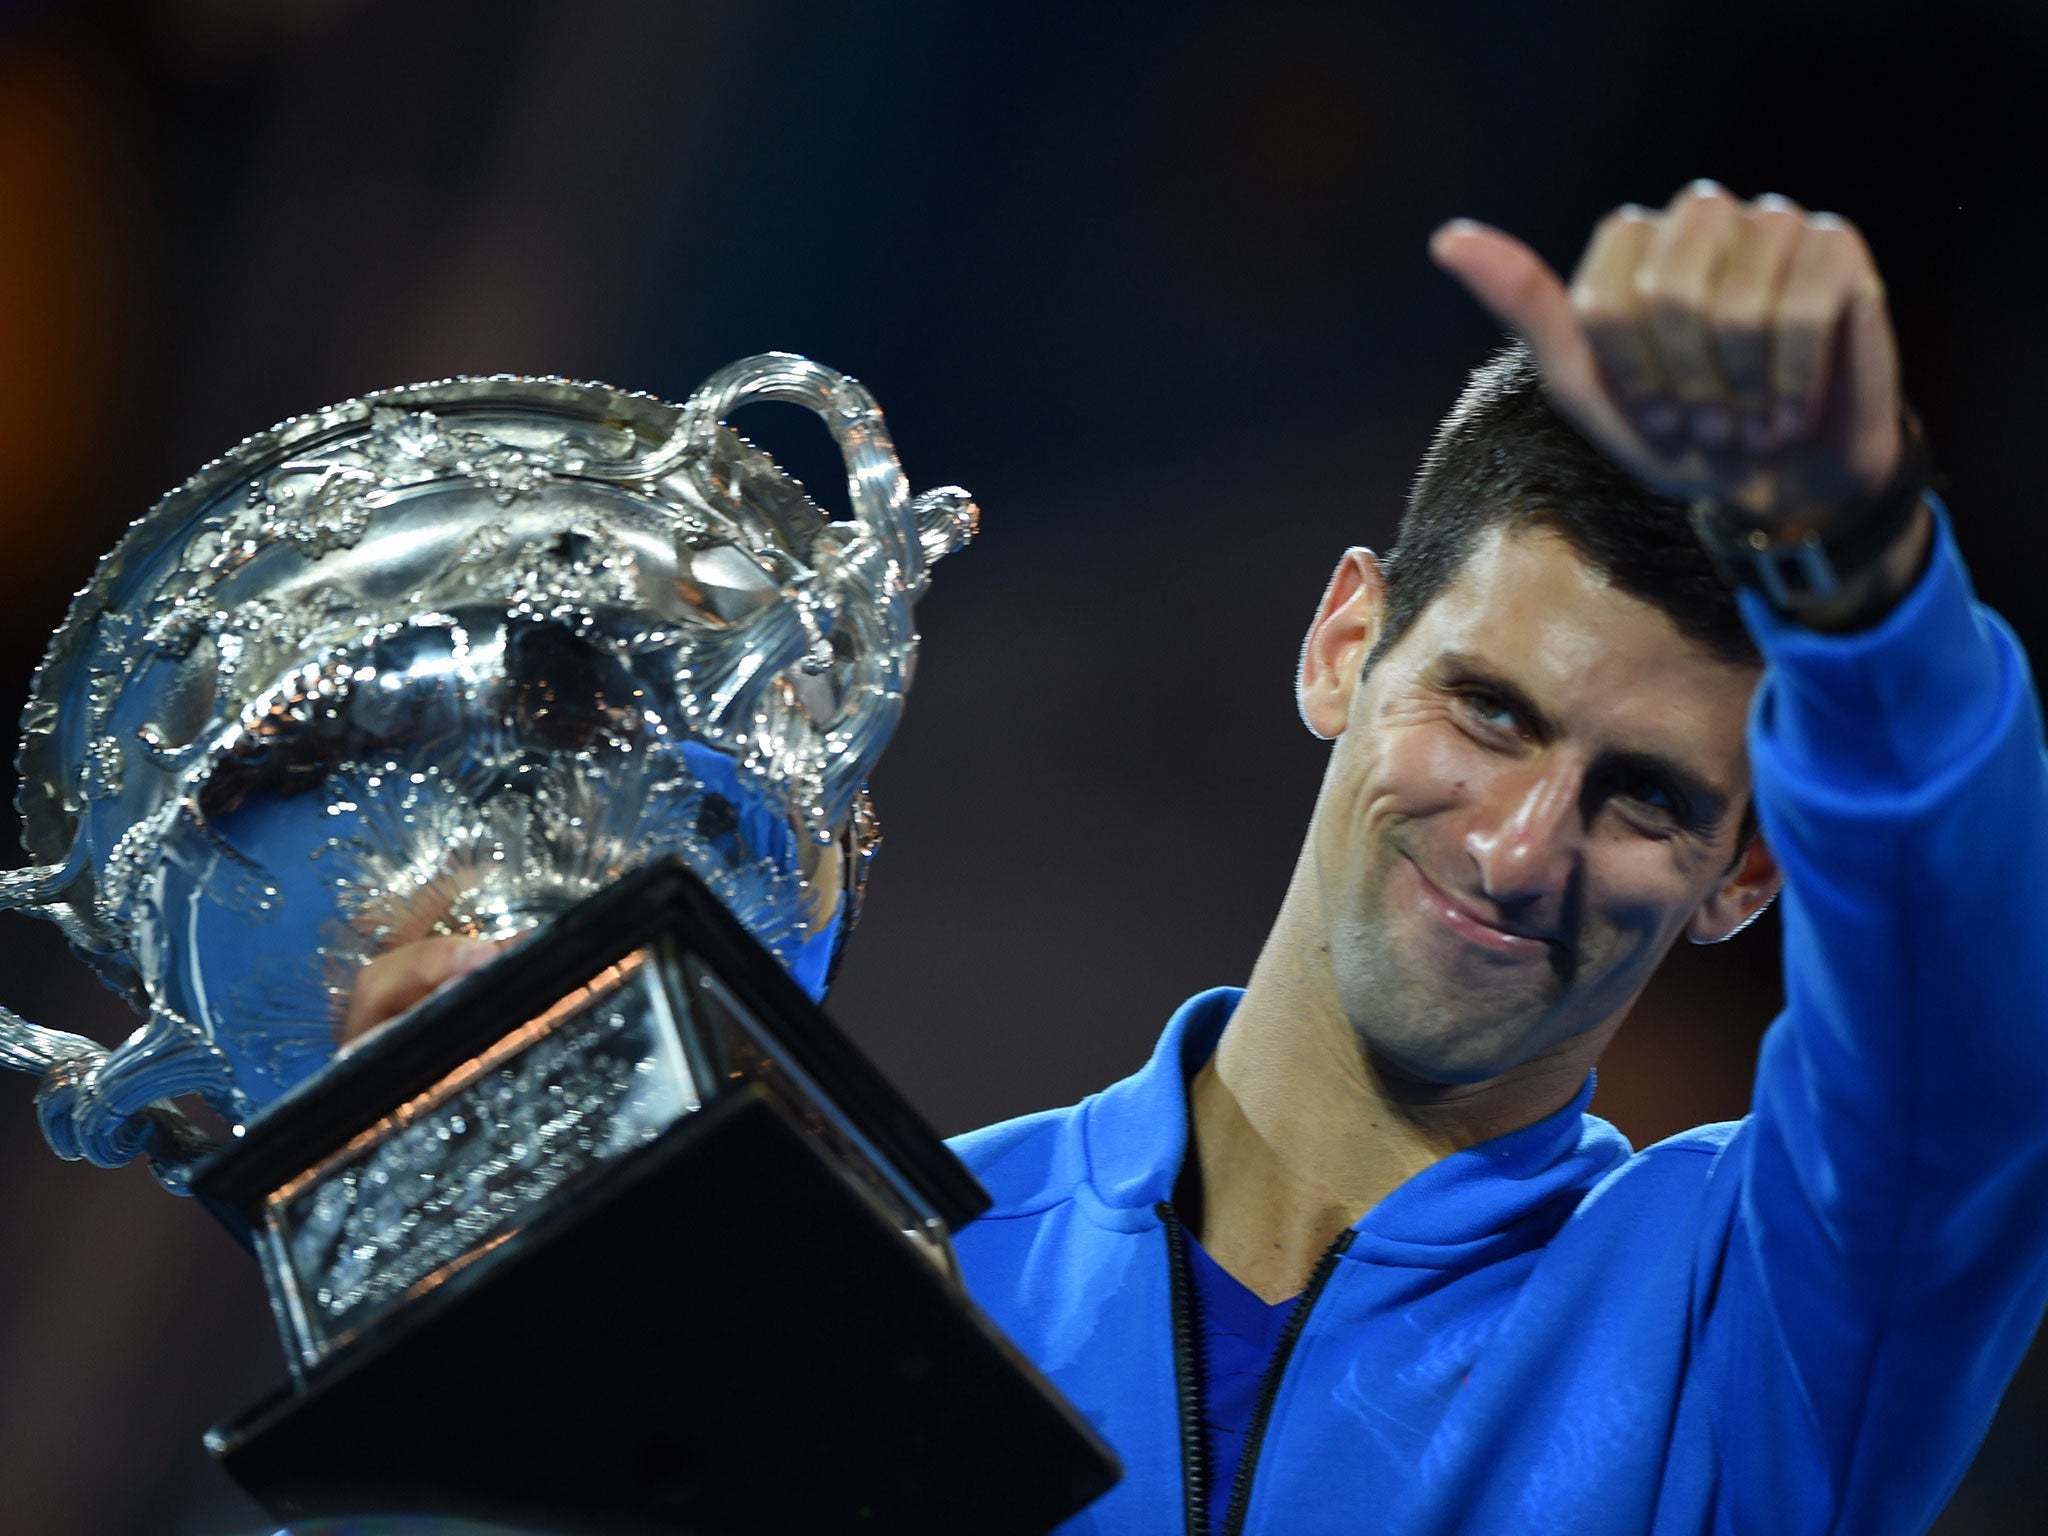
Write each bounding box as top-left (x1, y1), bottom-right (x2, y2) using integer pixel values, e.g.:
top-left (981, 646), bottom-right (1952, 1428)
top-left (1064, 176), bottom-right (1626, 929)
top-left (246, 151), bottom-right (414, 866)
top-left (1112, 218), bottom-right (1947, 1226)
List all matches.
top-left (0, 355), bottom-right (975, 1183)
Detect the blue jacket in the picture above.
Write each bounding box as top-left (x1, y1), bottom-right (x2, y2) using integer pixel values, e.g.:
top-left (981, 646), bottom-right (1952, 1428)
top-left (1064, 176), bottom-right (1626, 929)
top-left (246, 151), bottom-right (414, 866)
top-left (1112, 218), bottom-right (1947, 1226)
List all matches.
top-left (948, 511), bottom-right (2048, 1536)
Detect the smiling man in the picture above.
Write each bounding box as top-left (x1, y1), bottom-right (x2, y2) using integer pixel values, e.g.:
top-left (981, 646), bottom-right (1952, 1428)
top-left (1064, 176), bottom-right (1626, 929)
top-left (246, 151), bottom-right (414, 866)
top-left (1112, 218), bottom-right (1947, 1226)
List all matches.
top-left (944, 183), bottom-right (2048, 1535)
top-left (339, 182), bottom-right (2048, 1536)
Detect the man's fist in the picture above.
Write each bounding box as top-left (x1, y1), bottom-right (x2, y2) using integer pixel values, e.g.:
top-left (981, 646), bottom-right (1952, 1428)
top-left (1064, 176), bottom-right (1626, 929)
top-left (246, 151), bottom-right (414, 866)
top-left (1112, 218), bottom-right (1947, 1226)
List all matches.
top-left (1429, 180), bottom-right (1903, 529)
top-left (340, 935), bottom-right (506, 1052)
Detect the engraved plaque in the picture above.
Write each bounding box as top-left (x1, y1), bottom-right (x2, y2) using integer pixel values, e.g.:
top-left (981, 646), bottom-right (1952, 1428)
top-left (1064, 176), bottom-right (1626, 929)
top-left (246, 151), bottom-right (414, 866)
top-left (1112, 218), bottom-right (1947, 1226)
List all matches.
top-left (262, 950), bottom-right (696, 1369)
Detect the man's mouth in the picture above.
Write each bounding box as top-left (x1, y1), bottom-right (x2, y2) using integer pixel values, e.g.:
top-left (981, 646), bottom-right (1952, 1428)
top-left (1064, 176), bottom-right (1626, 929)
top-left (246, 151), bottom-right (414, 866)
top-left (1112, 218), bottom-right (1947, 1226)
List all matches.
top-left (1403, 856), bottom-right (1559, 961)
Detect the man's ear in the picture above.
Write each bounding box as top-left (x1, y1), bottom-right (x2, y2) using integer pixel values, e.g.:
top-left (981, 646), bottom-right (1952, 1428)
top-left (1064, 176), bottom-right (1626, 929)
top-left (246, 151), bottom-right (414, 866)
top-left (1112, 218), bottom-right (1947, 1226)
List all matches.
top-left (1297, 547), bottom-right (1386, 741)
top-left (1685, 825), bottom-right (1783, 945)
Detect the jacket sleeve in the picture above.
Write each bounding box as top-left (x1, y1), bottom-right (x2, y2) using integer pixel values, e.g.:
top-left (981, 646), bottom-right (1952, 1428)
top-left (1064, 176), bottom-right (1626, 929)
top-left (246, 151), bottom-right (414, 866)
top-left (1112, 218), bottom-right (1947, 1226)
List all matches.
top-left (1703, 502), bottom-right (2048, 1534)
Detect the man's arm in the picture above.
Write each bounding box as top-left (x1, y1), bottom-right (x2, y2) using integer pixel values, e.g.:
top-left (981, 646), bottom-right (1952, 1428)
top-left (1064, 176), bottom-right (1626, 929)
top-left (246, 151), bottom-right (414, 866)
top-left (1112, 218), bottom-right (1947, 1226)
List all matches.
top-left (1436, 182), bottom-right (2048, 1530)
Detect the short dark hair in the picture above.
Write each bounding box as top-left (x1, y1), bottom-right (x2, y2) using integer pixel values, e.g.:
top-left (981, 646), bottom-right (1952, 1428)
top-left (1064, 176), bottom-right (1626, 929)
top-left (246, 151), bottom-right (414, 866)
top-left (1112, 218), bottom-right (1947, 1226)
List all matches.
top-left (1370, 340), bottom-right (1759, 674)
top-left (1369, 340), bottom-right (1761, 858)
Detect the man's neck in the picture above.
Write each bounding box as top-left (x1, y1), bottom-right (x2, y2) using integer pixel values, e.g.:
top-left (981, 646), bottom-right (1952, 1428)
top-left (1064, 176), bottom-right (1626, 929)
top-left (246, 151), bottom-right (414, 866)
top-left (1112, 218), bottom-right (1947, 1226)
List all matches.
top-left (1180, 856), bottom-right (1603, 1303)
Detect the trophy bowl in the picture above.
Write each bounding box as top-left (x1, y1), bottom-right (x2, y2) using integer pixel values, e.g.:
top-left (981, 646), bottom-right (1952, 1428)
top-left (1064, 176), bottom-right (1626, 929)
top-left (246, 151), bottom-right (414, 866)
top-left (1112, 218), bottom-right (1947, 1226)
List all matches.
top-left (2, 353), bottom-right (974, 1163)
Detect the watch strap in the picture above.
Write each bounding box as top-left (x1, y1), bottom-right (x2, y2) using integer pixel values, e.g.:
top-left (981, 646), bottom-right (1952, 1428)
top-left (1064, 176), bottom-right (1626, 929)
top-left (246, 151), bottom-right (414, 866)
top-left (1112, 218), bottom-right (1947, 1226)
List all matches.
top-left (1689, 409), bottom-right (1930, 611)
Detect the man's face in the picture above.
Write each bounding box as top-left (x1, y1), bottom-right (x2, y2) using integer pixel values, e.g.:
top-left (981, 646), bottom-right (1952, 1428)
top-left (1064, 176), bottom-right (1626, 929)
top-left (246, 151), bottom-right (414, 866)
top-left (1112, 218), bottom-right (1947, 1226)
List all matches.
top-left (1309, 525), bottom-right (1767, 1086)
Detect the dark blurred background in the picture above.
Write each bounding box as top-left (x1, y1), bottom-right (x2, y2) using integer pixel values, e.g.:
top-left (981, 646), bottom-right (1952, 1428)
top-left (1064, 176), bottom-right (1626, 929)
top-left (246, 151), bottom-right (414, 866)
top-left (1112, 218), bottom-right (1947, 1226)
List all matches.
top-left (0, 0), bottom-right (2042, 1530)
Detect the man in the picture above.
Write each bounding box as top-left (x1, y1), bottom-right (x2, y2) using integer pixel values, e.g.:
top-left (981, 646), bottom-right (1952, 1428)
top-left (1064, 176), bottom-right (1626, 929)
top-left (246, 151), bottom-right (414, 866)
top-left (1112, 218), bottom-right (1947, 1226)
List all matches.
top-left (942, 182), bottom-right (2048, 1534)
top-left (345, 182), bottom-right (2047, 1534)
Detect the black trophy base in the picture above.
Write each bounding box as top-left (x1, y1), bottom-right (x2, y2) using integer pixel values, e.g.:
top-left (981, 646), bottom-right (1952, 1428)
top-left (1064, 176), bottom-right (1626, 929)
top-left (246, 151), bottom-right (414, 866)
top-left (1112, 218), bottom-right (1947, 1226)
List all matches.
top-left (210, 1080), bottom-right (1115, 1534)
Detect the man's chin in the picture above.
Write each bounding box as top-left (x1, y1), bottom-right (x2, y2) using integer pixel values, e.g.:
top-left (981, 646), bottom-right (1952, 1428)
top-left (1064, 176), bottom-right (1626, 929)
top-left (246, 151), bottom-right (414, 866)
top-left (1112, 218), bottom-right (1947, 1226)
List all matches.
top-left (1339, 977), bottom-right (1556, 1081)
top-left (1363, 1037), bottom-right (1521, 1091)
top-left (1348, 993), bottom-right (1567, 1090)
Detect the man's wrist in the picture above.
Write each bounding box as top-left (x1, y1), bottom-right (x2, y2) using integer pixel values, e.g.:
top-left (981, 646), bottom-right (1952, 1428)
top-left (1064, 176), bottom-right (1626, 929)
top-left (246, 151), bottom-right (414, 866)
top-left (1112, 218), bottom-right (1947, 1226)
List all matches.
top-left (1778, 498), bottom-right (1936, 633)
top-left (1690, 408), bottom-right (1934, 631)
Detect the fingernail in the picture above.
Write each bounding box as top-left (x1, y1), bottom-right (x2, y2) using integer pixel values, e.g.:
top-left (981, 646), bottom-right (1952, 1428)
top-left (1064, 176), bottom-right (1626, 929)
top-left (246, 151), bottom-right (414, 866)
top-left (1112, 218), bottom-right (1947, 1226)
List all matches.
top-left (1691, 405), bottom-right (1734, 447)
top-left (1635, 402), bottom-right (1681, 442)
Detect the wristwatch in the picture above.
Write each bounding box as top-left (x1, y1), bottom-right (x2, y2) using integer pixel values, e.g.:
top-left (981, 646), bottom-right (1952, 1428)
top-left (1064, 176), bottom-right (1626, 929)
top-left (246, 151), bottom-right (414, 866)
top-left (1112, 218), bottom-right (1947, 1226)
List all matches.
top-left (1689, 409), bottom-right (1931, 613)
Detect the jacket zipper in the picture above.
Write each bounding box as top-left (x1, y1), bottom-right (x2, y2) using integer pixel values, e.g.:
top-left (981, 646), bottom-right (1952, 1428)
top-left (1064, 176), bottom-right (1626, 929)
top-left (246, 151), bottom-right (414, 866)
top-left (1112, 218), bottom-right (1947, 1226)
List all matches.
top-left (1219, 1226), bottom-right (1355, 1535)
top-left (1159, 1202), bottom-right (1210, 1536)
top-left (1161, 1200), bottom-right (1356, 1536)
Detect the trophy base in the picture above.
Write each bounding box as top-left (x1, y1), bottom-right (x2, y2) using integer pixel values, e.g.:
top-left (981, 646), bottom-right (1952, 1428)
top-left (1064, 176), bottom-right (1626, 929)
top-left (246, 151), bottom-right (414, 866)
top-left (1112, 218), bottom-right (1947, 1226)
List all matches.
top-left (191, 856), bottom-right (1117, 1534)
top-left (208, 1077), bottom-right (1115, 1535)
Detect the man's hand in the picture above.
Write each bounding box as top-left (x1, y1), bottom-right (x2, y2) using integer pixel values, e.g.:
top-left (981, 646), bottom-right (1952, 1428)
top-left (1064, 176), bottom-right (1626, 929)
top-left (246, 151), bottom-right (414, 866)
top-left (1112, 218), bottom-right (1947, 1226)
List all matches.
top-left (1429, 180), bottom-right (1904, 528)
top-left (340, 935), bottom-right (506, 1053)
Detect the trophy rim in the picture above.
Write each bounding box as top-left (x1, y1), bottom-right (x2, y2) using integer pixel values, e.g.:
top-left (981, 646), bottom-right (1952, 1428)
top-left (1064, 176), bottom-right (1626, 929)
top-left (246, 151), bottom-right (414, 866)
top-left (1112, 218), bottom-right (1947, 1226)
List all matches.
top-left (14, 373), bottom-right (686, 870)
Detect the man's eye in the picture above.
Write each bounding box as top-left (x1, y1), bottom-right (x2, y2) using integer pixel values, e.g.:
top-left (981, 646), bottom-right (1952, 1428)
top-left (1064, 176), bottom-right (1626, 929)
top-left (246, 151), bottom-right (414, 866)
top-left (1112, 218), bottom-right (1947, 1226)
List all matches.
top-left (1459, 692), bottom-right (1519, 732)
top-left (1616, 775), bottom-right (1686, 824)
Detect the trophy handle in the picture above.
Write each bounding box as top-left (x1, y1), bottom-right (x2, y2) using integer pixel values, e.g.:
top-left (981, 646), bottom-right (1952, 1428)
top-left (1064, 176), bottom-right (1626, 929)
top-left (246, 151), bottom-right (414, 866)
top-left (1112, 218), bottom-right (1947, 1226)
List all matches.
top-left (0, 1001), bottom-right (220, 1192)
top-left (607, 354), bottom-right (979, 835)
top-left (0, 856), bottom-right (104, 1078)
top-left (590, 352), bottom-right (978, 595)
top-left (667, 352), bottom-right (977, 596)
top-left (2, 858), bottom-right (222, 1190)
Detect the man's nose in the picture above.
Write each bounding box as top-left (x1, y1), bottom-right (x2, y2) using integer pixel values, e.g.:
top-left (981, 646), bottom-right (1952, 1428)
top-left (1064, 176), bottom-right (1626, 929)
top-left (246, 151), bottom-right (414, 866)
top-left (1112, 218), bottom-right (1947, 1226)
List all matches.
top-left (1464, 760), bottom-right (1582, 906)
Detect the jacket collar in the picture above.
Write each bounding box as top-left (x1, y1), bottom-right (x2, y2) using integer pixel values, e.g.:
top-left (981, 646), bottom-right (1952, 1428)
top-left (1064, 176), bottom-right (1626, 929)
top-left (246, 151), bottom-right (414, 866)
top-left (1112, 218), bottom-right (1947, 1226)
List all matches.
top-left (1078, 988), bottom-right (1632, 1265)
top-left (1080, 987), bottom-right (1235, 1212)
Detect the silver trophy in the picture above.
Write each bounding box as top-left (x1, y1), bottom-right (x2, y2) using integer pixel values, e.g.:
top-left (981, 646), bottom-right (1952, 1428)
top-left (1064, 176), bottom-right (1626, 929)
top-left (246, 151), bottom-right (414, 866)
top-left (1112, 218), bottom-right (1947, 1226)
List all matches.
top-left (0, 356), bottom-right (1115, 1533)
